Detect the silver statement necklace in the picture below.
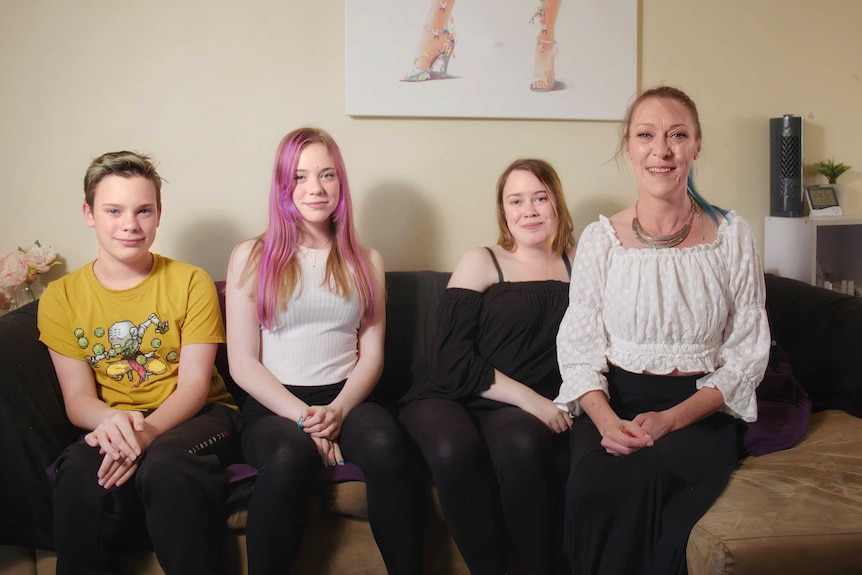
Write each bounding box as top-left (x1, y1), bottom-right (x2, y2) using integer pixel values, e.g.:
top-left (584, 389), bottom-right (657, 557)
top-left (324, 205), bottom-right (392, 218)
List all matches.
top-left (632, 194), bottom-right (699, 249)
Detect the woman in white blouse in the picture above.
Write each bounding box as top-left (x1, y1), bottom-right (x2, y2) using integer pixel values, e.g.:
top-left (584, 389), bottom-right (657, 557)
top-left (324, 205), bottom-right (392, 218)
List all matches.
top-left (554, 86), bottom-right (770, 575)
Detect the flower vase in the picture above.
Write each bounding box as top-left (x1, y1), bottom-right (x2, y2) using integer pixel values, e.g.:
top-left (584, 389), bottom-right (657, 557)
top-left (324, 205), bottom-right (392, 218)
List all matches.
top-left (0, 290), bottom-right (12, 316)
top-left (14, 276), bottom-right (45, 308)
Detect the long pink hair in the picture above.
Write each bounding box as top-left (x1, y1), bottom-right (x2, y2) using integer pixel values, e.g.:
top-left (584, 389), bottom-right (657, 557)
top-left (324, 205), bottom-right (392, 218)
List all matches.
top-left (240, 128), bottom-right (374, 330)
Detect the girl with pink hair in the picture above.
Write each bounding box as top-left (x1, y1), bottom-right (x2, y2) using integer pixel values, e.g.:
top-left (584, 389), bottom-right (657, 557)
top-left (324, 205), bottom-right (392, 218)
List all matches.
top-left (225, 127), bottom-right (424, 574)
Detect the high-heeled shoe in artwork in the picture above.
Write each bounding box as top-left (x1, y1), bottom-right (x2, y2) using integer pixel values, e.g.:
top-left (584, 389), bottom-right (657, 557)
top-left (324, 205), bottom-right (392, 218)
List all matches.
top-left (530, 38), bottom-right (558, 92)
top-left (401, 23), bottom-right (456, 82)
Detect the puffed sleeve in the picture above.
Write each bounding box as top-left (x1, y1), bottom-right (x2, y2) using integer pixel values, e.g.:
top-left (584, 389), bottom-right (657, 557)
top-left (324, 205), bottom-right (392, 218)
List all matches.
top-left (696, 215), bottom-right (770, 422)
top-left (554, 220), bottom-right (615, 409)
top-left (404, 287), bottom-right (495, 401)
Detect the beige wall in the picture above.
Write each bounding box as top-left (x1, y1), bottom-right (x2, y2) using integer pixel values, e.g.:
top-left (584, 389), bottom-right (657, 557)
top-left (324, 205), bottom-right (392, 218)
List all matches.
top-left (1, 0), bottom-right (860, 281)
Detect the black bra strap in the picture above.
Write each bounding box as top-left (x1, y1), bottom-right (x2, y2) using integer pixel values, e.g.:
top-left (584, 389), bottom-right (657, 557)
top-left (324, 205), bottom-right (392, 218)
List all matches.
top-left (485, 247), bottom-right (505, 283)
top-left (562, 251), bottom-right (572, 276)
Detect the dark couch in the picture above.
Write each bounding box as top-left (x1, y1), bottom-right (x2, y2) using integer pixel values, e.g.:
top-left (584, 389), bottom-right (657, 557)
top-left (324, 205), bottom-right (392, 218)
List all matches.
top-left (0, 271), bottom-right (462, 575)
top-left (2, 271), bottom-right (861, 575)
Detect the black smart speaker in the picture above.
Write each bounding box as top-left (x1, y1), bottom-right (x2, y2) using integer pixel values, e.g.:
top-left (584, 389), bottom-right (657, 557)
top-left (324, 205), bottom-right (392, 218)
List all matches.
top-left (769, 115), bottom-right (803, 217)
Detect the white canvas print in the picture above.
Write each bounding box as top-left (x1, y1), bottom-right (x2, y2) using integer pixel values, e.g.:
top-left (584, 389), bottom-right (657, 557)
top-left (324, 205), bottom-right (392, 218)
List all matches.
top-left (345, 0), bottom-right (638, 120)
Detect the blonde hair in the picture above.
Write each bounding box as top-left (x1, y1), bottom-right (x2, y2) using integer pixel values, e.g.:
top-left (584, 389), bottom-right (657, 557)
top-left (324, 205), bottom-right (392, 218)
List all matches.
top-left (84, 151), bottom-right (162, 210)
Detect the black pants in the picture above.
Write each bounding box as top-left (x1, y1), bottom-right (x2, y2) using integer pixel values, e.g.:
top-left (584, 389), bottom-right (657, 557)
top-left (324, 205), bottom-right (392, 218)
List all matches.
top-left (564, 368), bottom-right (741, 575)
top-left (400, 397), bottom-right (569, 575)
top-left (241, 383), bottom-right (426, 575)
top-left (52, 403), bottom-right (242, 575)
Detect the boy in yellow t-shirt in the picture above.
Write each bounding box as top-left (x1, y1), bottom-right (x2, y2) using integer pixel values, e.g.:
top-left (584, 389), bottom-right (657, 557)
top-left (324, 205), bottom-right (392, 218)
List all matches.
top-left (38, 151), bottom-right (240, 574)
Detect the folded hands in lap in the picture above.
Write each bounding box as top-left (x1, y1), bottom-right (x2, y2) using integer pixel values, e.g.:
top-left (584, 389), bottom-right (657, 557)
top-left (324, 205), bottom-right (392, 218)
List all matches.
top-left (84, 410), bottom-right (147, 489)
top-left (300, 405), bottom-right (345, 467)
top-left (600, 418), bottom-right (655, 456)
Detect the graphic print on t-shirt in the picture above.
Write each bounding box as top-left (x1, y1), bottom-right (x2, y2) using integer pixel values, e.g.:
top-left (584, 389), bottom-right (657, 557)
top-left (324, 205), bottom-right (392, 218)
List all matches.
top-left (76, 312), bottom-right (174, 387)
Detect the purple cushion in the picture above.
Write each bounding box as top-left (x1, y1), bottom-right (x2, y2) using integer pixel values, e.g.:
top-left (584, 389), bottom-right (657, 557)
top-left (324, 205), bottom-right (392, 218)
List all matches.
top-left (45, 461), bottom-right (57, 481)
top-left (320, 462), bottom-right (366, 483)
top-left (224, 463), bottom-right (257, 483)
top-left (225, 462), bottom-right (366, 483)
top-left (221, 462), bottom-right (369, 483)
top-left (226, 462), bottom-right (366, 483)
top-left (742, 349), bottom-right (812, 457)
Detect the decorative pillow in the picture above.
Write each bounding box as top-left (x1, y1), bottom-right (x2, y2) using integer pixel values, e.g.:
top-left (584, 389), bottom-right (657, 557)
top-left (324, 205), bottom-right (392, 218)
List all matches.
top-left (742, 344), bottom-right (812, 457)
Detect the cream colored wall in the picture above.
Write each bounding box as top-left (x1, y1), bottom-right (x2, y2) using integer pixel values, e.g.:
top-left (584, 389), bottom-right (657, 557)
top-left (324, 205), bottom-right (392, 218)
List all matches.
top-left (1, 0), bottom-right (860, 281)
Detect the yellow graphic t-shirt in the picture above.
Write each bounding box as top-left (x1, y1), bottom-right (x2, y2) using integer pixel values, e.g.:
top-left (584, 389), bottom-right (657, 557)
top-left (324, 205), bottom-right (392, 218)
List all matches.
top-left (38, 254), bottom-right (235, 411)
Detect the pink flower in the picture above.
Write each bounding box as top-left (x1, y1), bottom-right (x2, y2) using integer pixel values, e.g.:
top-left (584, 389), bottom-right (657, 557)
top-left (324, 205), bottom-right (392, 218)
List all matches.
top-left (21, 243), bottom-right (59, 278)
top-left (0, 252), bottom-right (29, 289)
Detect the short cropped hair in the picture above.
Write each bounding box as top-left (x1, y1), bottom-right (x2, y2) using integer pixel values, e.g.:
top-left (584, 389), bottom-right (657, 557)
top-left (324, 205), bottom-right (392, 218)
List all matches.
top-left (84, 151), bottom-right (163, 210)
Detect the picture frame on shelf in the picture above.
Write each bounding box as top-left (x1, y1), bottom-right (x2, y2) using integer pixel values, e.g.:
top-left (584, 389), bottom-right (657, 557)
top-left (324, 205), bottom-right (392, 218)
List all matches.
top-left (804, 184), bottom-right (843, 218)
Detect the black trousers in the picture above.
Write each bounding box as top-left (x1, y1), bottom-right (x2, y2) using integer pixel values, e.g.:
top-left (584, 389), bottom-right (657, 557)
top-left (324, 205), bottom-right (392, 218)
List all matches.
top-left (400, 397), bottom-right (570, 575)
top-left (241, 383), bottom-right (426, 575)
top-left (564, 368), bottom-right (741, 575)
top-left (52, 403), bottom-right (242, 575)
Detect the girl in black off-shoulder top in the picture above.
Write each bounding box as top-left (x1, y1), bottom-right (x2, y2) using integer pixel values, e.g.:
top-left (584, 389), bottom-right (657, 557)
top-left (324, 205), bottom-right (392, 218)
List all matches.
top-left (404, 249), bottom-right (571, 407)
top-left (400, 159), bottom-right (576, 575)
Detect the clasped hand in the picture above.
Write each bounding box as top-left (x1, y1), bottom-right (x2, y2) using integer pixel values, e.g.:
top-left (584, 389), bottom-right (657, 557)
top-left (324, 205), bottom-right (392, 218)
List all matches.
top-left (632, 410), bottom-right (674, 442)
top-left (84, 410), bottom-right (148, 489)
top-left (298, 405), bottom-right (345, 467)
top-left (599, 411), bottom-right (673, 456)
top-left (298, 404), bottom-right (343, 438)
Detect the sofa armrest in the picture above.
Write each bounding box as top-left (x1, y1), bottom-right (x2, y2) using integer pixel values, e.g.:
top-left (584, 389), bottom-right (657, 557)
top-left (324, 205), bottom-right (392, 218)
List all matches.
top-left (0, 302), bottom-right (78, 549)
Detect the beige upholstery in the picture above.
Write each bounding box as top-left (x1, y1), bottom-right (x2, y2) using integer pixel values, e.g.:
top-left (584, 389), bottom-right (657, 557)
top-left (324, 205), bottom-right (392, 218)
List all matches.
top-left (0, 484), bottom-right (469, 575)
top-left (0, 546), bottom-right (35, 575)
top-left (688, 410), bottom-right (862, 575)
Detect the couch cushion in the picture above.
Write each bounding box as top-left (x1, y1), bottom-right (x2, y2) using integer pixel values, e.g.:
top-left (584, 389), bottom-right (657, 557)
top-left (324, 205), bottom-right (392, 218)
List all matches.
top-left (374, 271), bottom-right (451, 404)
top-left (688, 409), bottom-right (862, 575)
top-left (765, 274), bottom-right (862, 416)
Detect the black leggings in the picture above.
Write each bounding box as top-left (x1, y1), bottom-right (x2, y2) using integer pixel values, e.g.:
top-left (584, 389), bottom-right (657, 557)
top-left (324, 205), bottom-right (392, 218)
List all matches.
top-left (400, 398), bottom-right (569, 575)
top-left (52, 403), bottom-right (241, 575)
top-left (241, 384), bottom-right (426, 575)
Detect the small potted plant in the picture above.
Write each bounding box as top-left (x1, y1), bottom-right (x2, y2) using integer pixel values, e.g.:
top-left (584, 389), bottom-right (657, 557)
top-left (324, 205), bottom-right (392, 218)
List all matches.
top-left (818, 158), bottom-right (851, 184)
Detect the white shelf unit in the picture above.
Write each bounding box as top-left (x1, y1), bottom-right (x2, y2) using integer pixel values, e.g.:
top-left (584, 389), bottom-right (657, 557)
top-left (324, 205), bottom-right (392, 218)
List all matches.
top-left (764, 216), bottom-right (862, 286)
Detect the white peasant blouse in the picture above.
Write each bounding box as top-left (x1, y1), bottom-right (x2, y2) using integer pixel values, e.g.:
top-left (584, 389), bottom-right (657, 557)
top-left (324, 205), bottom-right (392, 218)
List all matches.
top-left (554, 211), bottom-right (770, 422)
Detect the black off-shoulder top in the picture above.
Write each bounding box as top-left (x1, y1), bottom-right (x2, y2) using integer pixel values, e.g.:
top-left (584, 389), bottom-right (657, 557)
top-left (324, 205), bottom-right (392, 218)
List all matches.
top-left (404, 249), bottom-right (571, 408)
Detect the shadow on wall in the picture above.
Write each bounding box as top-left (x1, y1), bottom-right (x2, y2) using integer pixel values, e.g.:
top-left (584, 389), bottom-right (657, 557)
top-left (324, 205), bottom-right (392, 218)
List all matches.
top-left (173, 217), bottom-right (247, 281)
top-left (570, 195), bottom-right (624, 240)
top-left (357, 182), bottom-right (442, 272)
